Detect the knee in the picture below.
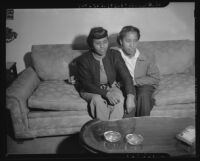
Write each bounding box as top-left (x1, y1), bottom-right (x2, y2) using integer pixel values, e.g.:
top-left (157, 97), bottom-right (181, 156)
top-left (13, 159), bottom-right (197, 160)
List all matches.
top-left (91, 94), bottom-right (104, 103)
top-left (137, 87), bottom-right (153, 98)
top-left (137, 90), bottom-right (148, 98)
top-left (137, 85), bottom-right (154, 95)
top-left (118, 93), bottom-right (124, 104)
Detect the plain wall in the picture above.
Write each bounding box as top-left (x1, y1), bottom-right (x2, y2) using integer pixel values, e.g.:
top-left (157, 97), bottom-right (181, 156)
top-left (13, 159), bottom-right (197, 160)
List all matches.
top-left (6, 2), bottom-right (194, 73)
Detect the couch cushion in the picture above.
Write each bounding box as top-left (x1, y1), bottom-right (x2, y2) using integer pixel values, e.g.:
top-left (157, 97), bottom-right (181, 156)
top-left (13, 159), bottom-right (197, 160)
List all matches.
top-left (109, 36), bottom-right (194, 75)
top-left (138, 40), bottom-right (194, 75)
top-left (154, 73), bottom-right (195, 106)
top-left (28, 81), bottom-right (87, 111)
top-left (31, 44), bottom-right (86, 81)
top-left (28, 110), bottom-right (89, 118)
top-left (28, 112), bottom-right (91, 130)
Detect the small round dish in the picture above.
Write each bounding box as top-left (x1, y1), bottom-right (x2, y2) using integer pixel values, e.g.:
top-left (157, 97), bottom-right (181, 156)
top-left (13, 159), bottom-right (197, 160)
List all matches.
top-left (126, 133), bottom-right (144, 145)
top-left (104, 131), bottom-right (121, 142)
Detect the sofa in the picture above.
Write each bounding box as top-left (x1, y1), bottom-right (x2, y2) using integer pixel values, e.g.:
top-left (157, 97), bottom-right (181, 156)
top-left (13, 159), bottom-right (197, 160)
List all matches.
top-left (6, 39), bottom-right (195, 139)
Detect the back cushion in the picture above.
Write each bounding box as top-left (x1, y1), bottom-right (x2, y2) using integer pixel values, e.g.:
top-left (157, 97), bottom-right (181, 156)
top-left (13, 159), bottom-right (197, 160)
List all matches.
top-left (31, 44), bottom-right (85, 81)
top-left (110, 35), bottom-right (194, 75)
top-left (138, 40), bottom-right (194, 75)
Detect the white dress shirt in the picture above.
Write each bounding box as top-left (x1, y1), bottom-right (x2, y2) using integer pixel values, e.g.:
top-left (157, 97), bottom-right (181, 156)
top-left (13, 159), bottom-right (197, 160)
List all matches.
top-left (119, 48), bottom-right (140, 85)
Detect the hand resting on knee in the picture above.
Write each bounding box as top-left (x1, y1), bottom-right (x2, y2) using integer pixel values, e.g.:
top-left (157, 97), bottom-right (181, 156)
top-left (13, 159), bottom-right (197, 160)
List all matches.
top-left (106, 91), bottom-right (120, 105)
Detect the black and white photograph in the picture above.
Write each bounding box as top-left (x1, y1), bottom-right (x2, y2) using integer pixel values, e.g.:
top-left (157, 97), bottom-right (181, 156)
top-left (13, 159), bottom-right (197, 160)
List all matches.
top-left (5, 1), bottom-right (196, 159)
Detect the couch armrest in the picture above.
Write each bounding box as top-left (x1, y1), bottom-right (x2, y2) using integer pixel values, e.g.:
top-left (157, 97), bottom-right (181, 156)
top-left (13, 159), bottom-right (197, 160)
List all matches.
top-left (6, 98), bottom-right (34, 138)
top-left (6, 67), bottom-right (40, 137)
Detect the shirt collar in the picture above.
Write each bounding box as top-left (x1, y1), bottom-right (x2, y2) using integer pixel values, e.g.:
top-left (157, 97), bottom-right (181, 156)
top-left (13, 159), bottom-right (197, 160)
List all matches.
top-left (111, 46), bottom-right (146, 61)
top-left (121, 48), bottom-right (140, 60)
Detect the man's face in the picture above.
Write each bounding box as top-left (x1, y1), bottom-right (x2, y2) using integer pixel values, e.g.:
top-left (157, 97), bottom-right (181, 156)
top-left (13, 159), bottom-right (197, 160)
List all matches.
top-left (93, 37), bottom-right (109, 56)
top-left (120, 31), bottom-right (139, 56)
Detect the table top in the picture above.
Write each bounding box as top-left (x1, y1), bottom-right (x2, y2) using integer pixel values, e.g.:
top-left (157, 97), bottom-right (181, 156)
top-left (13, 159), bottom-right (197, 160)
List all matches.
top-left (80, 116), bottom-right (195, 157)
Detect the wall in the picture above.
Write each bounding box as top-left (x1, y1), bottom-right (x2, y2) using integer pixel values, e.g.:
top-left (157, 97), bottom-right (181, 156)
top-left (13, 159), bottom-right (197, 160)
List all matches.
top-left (6, 2), bottom-right (194, 73)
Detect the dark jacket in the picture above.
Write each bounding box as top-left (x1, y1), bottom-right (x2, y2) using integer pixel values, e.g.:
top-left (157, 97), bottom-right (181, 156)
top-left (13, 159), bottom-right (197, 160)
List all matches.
top-left (77, 49), bottom-right (135, 97)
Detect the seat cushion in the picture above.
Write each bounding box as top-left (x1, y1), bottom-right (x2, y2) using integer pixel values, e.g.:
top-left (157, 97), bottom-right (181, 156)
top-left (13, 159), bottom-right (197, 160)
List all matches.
top-left (28, 110), bottom-right (89, 118)
top-left (28, 111), bottom-right (91, 130)
top-left (154, 73), bottom-right (195, 106)
top-left (28, 81), bottom-right (87, 111)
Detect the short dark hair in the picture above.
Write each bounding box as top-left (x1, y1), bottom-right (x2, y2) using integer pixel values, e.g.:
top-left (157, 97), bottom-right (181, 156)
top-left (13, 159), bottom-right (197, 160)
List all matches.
top-left (87, 27), bottom-right (108, 49)
top-left (117, 26), bottom-right (140, 45)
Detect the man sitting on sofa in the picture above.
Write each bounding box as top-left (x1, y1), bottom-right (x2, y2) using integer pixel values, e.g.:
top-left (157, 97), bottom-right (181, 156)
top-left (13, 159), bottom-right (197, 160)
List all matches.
top-left (112, 25), bottom-right (160, 117)
top-left (76, 27), bottom-right (136, 121)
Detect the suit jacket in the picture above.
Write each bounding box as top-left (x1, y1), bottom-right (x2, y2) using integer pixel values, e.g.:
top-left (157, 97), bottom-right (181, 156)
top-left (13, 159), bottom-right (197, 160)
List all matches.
top-left (134, 51), bottom-right (160, 88)
top-left (77, 49), bottom-right (135, 97)
top-left (111, 46), bottom-right (160, 89)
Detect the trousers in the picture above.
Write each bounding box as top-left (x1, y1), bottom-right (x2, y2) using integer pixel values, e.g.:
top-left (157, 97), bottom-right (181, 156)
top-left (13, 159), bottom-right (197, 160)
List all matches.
top-left (124, 85), bottom-right (155, 117)
top-left (80, 87), bottom-right (124, 121)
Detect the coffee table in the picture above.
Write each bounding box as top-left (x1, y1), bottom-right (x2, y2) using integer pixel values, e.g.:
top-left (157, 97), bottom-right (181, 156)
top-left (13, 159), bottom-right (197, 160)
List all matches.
top-left (79, 116), bottom-right (195, 157)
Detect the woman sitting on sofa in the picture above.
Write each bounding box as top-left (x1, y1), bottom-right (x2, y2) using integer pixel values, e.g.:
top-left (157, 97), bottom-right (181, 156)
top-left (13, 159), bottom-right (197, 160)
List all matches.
top-left (77, 27), bottom-right (135, 121)
top-left (112, 26), bottom-right (160, 117)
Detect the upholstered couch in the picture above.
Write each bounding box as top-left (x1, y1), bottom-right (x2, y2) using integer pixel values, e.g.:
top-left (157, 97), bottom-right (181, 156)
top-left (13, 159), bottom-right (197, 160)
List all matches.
top-left (6, 39), bottom-right (195, 139)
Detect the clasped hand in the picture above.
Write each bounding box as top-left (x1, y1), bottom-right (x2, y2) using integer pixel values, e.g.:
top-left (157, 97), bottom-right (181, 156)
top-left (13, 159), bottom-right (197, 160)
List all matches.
top-left (106, 91), bottom-right (120, 105)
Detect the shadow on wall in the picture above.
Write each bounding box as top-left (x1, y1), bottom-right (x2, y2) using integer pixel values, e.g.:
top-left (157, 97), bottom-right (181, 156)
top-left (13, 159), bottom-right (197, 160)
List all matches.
top-left (71, 33), bottom-right (119, 50)
top-left (24, 52), bottom-right (33, 68)
top-left (109, 33), bottom-right (119, 47)
top-left (72, 34), bottom-right (89, 50)
top-left (21, 51), bottom-right (33, 75)
top-left (69, 35), bottom-right (88, 80)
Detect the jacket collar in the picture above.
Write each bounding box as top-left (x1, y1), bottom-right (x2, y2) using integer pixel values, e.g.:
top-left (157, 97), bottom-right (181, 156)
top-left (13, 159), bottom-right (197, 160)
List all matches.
top-left (90, 50), bottom-right (108, 61)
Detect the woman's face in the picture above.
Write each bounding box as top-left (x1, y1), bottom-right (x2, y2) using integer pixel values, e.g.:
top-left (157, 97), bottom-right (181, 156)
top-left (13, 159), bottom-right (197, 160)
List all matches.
top-left (92, 37), bottom-right (109, 56)
top-left (120, 31), bottom-right (139, 56)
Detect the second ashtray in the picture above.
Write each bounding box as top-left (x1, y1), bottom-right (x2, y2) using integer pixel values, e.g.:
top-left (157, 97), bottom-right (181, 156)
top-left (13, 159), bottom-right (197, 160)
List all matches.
top-left (126, 133), bottom-right (144, 145)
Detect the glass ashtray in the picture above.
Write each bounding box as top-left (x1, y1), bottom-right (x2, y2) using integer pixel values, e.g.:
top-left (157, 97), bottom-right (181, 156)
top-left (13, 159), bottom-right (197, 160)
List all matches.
top-left (104, 131), bottom-right (121, 142)
top-left (126, 133), bottom-right (144, 145)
